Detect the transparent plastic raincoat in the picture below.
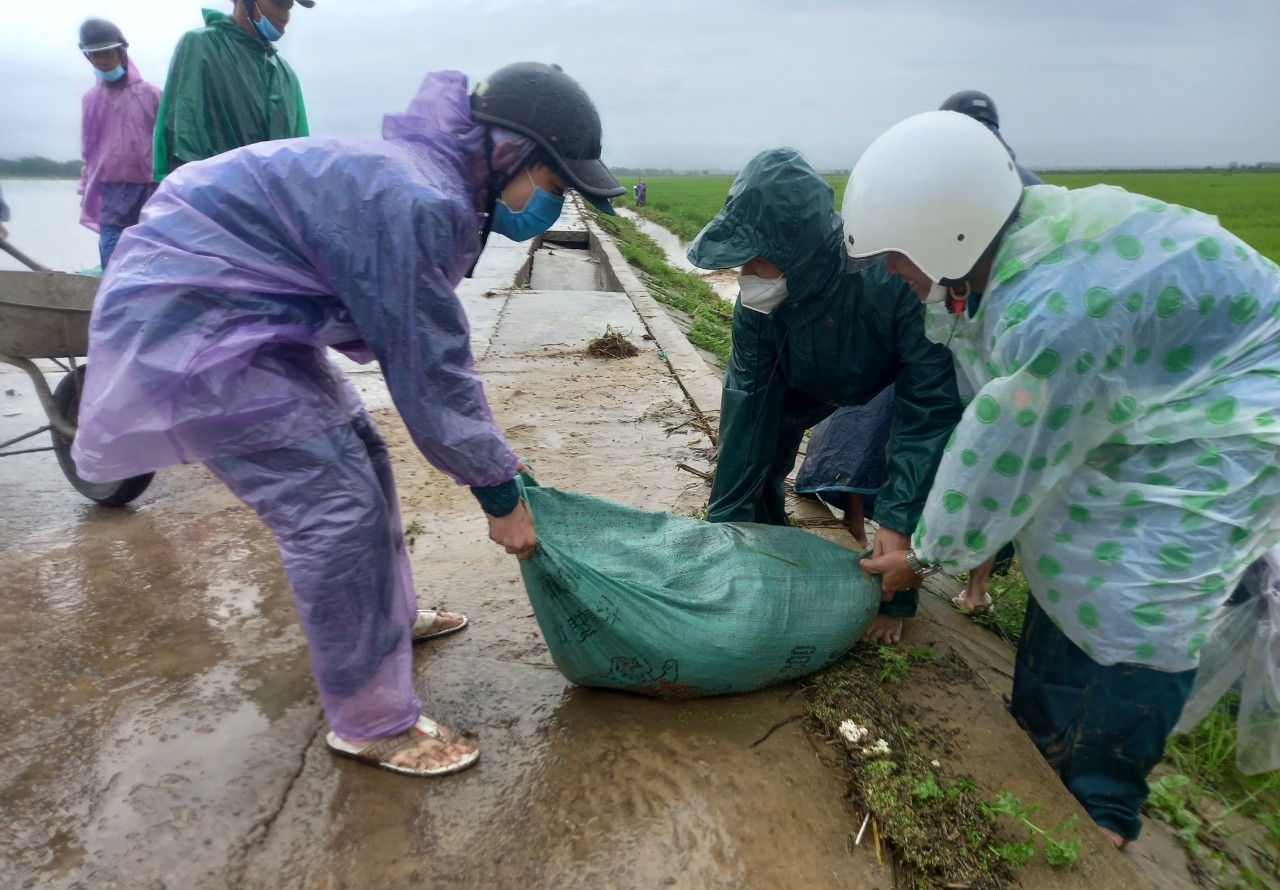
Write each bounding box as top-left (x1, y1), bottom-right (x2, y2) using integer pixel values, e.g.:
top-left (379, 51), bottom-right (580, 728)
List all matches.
top-left (1176, 545), bottom-right (1280, 774)
top-left (78, 58), bottom-right (161, 233)
top-left (153, 8), bottom-right (308, 181)
top-left (913, 184), bottom-right (1280, 673)
top-left (72, 71), bottom-right (538, 740)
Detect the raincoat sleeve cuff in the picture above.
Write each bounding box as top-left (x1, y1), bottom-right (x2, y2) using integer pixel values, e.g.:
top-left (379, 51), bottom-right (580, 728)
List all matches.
top-left (471, 478), bottom-right (520, 517)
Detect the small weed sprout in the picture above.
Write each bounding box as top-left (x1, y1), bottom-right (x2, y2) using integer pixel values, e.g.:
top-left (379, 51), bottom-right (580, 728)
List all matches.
top-left (1146, 774), bottom-right (1204, 852)
top-left (980, 791), bottom-right (1081, 869)
top-left (877, 644), bottom-right (933, 683)
top-left (404, 520), bottom-right (425, 551)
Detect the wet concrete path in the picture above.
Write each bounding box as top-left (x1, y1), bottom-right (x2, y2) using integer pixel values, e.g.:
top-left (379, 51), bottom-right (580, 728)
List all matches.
top-left (0, 205), bottom-right (886, 890)
top-left (1, 200), bottom-right (1167, 890)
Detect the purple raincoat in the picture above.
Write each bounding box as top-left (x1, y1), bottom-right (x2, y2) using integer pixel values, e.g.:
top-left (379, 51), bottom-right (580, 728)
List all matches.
top-left (72, 70), bottom-right (551, 743)
top-left (78, 57), bottom-right (161, 233)
top-left (72, 71), bottom-right (537, 489)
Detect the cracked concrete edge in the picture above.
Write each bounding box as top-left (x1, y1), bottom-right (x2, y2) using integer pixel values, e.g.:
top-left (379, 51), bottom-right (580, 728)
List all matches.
top-left (581, 212), bottom-right (724, 441)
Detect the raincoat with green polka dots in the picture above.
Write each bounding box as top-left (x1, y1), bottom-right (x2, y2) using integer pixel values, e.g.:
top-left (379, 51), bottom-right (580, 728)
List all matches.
top-left (913, 183), bottom-right (1280, 672)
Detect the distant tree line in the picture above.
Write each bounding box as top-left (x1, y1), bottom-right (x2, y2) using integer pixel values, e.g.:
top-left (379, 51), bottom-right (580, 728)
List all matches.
top-left (0, 157), bottom-right (84, 178)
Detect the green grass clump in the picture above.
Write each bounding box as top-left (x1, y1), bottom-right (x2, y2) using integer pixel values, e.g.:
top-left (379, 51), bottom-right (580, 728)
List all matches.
top-left (948, 556), bottom-right (1280, 879)
top-left (1160, 693), bottom-right (1280, 849)
top-left (807, 644), bottom-right (1079, 889)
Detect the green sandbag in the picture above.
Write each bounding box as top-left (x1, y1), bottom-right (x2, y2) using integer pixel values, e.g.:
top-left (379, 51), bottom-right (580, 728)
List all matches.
top-left (517, 475), bottom-right (880, 698)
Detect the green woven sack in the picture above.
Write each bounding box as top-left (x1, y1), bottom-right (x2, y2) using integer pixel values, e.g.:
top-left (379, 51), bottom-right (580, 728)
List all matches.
top-left (517, 475), bottom-right (879, 698)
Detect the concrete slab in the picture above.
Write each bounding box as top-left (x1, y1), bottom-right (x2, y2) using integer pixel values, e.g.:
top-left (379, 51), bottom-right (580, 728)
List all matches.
top-left (486, 289), bottom-right (654, 361)
top-left (528, 245), bottom-right (601, 291)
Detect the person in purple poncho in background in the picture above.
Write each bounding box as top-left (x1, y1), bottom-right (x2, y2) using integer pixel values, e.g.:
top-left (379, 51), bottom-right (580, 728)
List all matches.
top-left (71, 62), bottom-right (624, 777)
top-left (76, 19), bottom-right (161, 269)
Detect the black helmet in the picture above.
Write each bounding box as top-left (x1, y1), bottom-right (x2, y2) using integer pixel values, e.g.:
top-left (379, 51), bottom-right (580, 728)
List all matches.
top-left (471, 62), bottom-right (624, 213)
top-left (939, 90), bottom-right (999, 130)
top-left (79, 19), bottom-right (128, 53)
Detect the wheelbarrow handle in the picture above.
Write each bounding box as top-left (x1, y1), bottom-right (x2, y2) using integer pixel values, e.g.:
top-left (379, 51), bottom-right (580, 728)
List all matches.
top-left (0, 238), bottom-right (52, 273)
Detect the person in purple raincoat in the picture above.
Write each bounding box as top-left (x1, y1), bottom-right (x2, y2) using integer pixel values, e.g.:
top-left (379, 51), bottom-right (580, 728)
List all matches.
top-left (72, 62), bottom-right (624, 778)
top-left (76, 19), bottom-right (161, 268)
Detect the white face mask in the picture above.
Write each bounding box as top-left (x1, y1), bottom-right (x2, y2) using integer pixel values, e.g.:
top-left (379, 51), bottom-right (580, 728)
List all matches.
top-left (924, 282), bottom-right (949, 304)
top-left (738, 273), bottom-right (789, 314)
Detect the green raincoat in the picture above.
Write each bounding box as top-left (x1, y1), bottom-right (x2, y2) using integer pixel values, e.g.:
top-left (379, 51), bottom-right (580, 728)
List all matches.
top-left (688, 149), bottom-right (963, 556)
top-left (153, 9), bottom-right (309, 181)
top-left (914, 184), bottom-right (1280, 672)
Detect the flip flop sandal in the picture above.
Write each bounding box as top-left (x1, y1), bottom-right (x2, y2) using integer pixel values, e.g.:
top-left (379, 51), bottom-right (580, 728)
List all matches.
top-left (326, 715), bottom-right (480, 777)
top-left (411, 609), bottom-right (469, 642)
top-left (951, 595), bottom-right (994, 615)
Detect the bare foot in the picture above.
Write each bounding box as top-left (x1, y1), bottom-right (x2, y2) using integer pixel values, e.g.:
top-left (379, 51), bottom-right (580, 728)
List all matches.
top-left (861, 614), bottom-right (904, 645)
top-left (1098, 826), bottom-right (1128, 850)
top-left (334, 717), bottom-right (479, 776)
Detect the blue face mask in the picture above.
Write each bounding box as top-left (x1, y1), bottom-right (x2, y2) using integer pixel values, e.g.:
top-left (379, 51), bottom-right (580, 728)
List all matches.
top-left (491, 172), bottom-right (565, 242)
top-left (95, 65), bottom-right (126, 82)
top-left (252, 9), bottom-right (284, 42)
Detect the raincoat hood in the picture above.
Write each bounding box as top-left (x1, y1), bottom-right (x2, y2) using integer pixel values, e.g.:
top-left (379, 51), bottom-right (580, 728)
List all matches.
top-left (72, 73), bottom-right (537, 489)
top-left (383, 70), bottom-right (539, 219)
top-left (78, 56), bottom-right (161, 231)
top-left (687, 148), bottom-right (845, 306)
top-left (695, 148), bottom-right (964, 535)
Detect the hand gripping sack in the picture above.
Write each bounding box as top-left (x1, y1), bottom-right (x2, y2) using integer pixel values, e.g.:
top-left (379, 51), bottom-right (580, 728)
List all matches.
top-left (517, 475), bottom-right (879, 698)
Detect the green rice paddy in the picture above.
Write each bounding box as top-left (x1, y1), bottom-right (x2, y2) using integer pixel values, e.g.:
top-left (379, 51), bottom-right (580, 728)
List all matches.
top-left (618, 170), bottom-right (1280, 263)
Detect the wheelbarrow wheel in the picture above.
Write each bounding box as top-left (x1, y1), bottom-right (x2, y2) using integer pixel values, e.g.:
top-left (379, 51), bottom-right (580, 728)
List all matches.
top-left (49, 366), bottom-right (154, 507)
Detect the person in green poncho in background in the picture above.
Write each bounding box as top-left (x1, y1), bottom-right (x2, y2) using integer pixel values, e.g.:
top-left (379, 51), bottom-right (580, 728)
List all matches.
top-left (153, 0), bottom-right (314, 181)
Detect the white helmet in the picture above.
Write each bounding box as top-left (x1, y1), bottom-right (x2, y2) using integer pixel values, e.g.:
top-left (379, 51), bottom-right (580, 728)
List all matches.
top-left (842, 110), bottom-right (1024, 283)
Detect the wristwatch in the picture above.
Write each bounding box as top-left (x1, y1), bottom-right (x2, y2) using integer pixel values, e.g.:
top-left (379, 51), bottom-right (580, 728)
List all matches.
top-left (905, 549), bottom-right (941, 579)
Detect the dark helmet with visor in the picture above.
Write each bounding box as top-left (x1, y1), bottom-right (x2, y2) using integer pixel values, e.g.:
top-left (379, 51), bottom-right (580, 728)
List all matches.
top-left (79, 19), bottom-right (128, 53)
top-left (471, 62), bottom-right (624, 214)
top-left (939, 90), bottom-right (1000, 130)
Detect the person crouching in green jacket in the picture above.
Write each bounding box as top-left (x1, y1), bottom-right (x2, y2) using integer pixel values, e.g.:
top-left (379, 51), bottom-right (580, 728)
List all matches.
top-left (686, 148), bottom-right (964, 644)
top-left (153, 1), bottom-right (314, 181)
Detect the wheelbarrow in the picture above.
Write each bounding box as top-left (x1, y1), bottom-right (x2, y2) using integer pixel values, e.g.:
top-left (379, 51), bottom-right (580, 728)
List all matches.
top-left (0, 240), bottom-right (153, 506)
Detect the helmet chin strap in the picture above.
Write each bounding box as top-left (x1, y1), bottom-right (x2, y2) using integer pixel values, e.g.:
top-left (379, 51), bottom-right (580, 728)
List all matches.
top-left (946, 281), bottom-right (972, 316)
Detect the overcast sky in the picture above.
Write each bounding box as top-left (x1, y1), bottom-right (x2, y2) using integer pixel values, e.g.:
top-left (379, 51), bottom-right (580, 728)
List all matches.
top-left (3, 0), bottom-right (1278, 171)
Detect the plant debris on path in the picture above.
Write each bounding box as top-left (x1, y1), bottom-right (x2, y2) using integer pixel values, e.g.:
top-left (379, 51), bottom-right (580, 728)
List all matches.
top-left (586, 325), bottom-right (640, 359)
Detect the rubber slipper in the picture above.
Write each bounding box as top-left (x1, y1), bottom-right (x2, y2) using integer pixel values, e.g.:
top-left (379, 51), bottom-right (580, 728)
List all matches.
top-left (411, 608), bottom-right (468, 642)
top-left (951, 595), bottom-right (994, 615)
top-left (326, 715), bottom-right (480, 777)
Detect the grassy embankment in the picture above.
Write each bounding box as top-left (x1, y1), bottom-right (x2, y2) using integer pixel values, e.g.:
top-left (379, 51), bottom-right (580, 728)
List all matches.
top-left (591, 211), bottom-right (732, 364)
top-left (610, 170), bottom-right (1280, 887)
